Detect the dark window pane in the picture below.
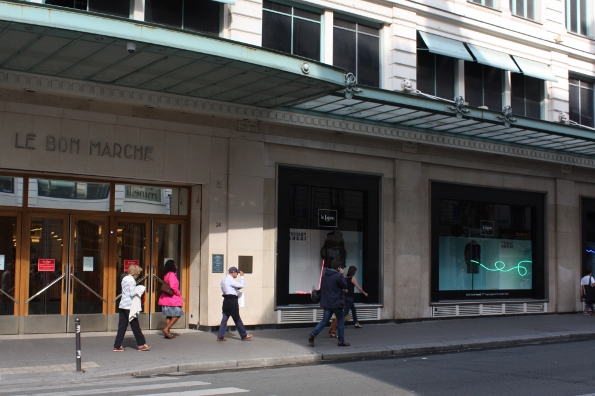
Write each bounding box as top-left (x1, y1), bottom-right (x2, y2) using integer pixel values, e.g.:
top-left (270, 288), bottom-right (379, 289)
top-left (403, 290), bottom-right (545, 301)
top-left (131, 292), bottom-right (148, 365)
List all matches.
top-left (145, 0), bottom-right (183, 28)
top-left (357, 33), bottom-right (379, 87)
top-left (464, 61), bottom-right (483, 107)
top-left (263, 0), bottom-right (291, 14)
top-left (184, 0), bottom-right (220, 35)
top-left (45, 0), bottom-right (87, 10)
top-left (435, 55), bottom-right (455, 100)
top-left (569, 0), bottom-right (578, 33)
top-left (524, 75), bottom-right (541, 119)
top-left (581, 86), bottom-right (594, 127)
top-left (527, 0), bottom-right (535, 20)
top-left (88, 0), bottom-right (130, 17)
top-left (511, 73), bottom-right (525, 116)
top-left (417, 49), bottom-right (435, 95)
top-left (483, 66), bottom-right (502, 110)
top-left (333, 28), bottom-right (356, 73)
top-left (294, 18), bottom-right (320, 60)
top-left (359, 24), bottom-right (379, 36)
top-left (334, 18), bottom-right (355, 30)
top-left (294, 8), bottom-right (320, 22)
top-left (580, 0), bottom-right (588, 35)
top-left (569, 84), bottom-right (581, 124)
top-left (262, 11), bottom-right (292, 53)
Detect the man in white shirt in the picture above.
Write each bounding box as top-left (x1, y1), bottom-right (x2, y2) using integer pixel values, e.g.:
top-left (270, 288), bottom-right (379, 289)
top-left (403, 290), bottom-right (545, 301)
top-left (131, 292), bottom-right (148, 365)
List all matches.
top-left (217, 267), bottom-right (253, 341)
top-left (580, 269), bottom-right (595, 315)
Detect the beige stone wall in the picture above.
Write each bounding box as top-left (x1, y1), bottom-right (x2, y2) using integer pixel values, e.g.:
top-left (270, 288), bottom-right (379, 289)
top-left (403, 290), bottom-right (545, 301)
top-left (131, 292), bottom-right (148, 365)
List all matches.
top-left (1, 90), bottom-right (593, 326)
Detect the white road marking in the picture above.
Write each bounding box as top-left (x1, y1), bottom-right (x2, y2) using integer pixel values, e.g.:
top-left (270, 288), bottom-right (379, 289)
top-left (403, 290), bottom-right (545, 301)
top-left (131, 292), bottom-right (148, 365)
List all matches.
top-left (32, 380), bottom-right (211, 395)
top-left (143, 388), bottom-right (250, 396)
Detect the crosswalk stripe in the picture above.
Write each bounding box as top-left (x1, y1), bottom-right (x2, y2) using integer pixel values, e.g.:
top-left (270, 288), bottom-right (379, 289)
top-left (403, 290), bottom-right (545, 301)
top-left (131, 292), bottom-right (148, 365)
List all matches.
top-left (144, 388), bottom-right (250, 396)
top-left (0, 376), bottom-right (175, 394)
top-left (33, 380), bottom-right (211, 396)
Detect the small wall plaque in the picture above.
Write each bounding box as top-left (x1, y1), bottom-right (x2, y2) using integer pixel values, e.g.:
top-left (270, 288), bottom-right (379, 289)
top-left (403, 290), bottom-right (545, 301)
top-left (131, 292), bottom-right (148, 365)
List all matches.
top-left (238, 256), bottom-right (253, 274)
top-left (212, 254), bottom-right (224, 273)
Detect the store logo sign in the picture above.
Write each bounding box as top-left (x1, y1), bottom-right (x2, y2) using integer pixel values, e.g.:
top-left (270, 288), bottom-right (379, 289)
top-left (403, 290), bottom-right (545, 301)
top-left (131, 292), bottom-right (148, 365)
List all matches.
top-left (318, 209), bottom-right (337, 228)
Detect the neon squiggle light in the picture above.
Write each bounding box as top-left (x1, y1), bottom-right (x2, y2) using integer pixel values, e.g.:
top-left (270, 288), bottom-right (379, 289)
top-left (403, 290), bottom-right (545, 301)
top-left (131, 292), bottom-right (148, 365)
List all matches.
top-left (587, 250), bottom-right (595, 254)
top-left (471, 260), bottom-right (530, 276)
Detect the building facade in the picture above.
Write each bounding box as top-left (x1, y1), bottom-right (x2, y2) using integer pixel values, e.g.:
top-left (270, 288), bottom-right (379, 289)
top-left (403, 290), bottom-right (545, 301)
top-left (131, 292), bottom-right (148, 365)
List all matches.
top-left (0, 0), bottom-right (594, 334)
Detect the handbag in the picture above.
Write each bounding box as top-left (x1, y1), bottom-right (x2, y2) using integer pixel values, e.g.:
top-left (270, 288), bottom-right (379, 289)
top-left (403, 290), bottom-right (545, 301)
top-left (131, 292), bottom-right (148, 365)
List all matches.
top-left (311, 288), bottom-right (321, 303)
top-left (161, 280), bottom-right (174, 296)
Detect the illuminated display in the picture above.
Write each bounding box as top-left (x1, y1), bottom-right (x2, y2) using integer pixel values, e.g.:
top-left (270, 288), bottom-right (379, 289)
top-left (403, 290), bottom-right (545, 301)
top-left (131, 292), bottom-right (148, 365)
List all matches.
top-left (470, 259), bottom-right (530, 276)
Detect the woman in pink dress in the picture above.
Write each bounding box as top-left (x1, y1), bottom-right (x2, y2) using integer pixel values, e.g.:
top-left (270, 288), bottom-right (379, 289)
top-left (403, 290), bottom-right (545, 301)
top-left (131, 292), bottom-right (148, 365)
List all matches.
top-left (158, 260), bottom-right (183, 339)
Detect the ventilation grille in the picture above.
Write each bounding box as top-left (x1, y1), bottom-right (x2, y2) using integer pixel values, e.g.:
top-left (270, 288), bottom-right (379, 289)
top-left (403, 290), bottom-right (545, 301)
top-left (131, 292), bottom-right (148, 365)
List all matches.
top-left (278, 307), bottom-right (380, 324)
top-left (433, 303), bottom-right (547, 318)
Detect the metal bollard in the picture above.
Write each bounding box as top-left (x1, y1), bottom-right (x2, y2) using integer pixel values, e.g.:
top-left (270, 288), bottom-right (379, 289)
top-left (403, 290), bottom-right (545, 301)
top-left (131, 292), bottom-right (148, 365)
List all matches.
top-left (75, 318), bottom-right (81, 372)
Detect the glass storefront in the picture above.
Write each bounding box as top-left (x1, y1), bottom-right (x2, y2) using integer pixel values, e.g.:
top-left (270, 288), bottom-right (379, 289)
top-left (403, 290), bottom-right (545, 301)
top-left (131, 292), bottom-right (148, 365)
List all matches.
top-left (581, 198), bottom-right (595, 276)
top-left (0, 174), bottom-right (189, 334)
top-left (277, 166), bottom-right (381, 306)
top-left (431, 183), bottom-right (545, 301)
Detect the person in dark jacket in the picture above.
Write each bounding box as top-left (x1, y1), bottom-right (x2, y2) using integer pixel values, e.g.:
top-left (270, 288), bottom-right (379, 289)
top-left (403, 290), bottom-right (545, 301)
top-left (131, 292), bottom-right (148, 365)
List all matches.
top-left (308, 260), bottom-right (350, 347)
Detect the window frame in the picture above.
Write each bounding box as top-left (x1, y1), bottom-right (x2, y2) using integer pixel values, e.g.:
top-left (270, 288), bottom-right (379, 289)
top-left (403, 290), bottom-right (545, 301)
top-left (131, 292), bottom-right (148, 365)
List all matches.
top-left (510, 0), bottom-right (538, 21)
top-left (569, 75), bottom-right (595, 128)
top-left (332, 17), bottom-right (381, 88)
top-left (464, 61), bottom-right (504, 110)
top-left (511, 73), bottom-right (543, 119)
top-left (431, 182), bottom-right (546, 303)
top-left (468, 0), bottom-right (496, 8)
top-left (276, 166), bottom-right (381, 307)
top-left (261, 0), bottom-right (322, 61)
top-left (566, 0), bottom-right (592, 37)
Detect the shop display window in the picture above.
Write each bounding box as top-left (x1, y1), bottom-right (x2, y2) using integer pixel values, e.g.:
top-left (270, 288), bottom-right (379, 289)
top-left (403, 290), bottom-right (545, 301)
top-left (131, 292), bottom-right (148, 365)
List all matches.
top-left (431, 183), bottom-right (545, 301)
top-left (277, 166), bottom-right (380, 306)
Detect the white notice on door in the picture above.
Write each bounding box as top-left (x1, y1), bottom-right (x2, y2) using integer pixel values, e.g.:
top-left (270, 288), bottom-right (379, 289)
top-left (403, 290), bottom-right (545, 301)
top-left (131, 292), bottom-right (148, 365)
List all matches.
top-left (83, 256), bottom-right (94, 271)
top-left (0, 255), bottom-right (4, 270)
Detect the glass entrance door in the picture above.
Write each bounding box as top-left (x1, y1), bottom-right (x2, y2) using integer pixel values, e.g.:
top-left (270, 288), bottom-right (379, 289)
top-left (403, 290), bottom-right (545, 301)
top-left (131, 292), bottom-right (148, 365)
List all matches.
top-left (113, 220), bottom-right (150, 328)
top-left (150, 221), bottom-right (185, 330)
top-left (23, 214), bottom-right (108, 333)
top-left (0, 214), bottom-right (19, 334)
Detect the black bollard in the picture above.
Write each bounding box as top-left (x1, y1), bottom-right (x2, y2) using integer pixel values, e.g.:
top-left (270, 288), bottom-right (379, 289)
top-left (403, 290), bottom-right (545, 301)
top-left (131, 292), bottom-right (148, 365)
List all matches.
top-left (75, 317), bottom-right (81, 372)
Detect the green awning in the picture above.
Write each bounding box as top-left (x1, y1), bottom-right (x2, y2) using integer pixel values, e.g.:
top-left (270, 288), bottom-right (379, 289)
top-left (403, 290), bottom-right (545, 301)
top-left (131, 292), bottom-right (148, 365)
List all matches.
top-left (466, 44), bottom-right (520, 73)
top-left (513, 56), bottom-right (558, 82)
top-left (418, 31), bottom-right (474, 61)
top-left (212, 0), bottom-right (236, 4)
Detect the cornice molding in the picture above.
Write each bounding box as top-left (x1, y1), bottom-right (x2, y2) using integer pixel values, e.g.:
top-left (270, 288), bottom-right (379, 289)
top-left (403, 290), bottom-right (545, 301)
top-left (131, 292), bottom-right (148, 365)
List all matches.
top-left (2, 70), bottom-right (595, 170)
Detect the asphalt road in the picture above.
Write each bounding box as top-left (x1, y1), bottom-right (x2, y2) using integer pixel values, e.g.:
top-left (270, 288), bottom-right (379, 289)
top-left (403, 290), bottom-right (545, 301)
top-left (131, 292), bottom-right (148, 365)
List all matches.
top-left (2, 340), bottom-right (595, 395)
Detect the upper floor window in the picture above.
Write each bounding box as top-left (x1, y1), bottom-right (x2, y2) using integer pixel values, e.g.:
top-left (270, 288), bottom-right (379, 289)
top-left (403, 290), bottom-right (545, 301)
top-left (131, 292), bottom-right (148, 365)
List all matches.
top-left (145, 0), bottom-right (220, 36)
top-left (464, 62), bottom-right (503, 110)
top-left (416, 34), bottom-right (456, 100)
top-left (510, 0), bottom-right (537, 20)
top-left (262, 0), bottom-right (321, 61)
top-left (511, 74), bottom-right (542, 119)
top-left (469, 0), bottom-right (496, 7)
top-left (45, 0), bottom-right (131, 18)
top-left (569, 77), bottom-right (594, 128)
top-left (566, 0), bottom-right (591, 36)
top-left (333, 18), bottom-right (380, 88)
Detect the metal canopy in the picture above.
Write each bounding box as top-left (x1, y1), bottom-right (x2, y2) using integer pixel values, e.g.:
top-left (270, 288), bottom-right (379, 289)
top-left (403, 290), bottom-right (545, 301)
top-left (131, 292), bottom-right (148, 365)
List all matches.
top-left (0, 2), bottom-right (594, 160)
top-left (0, 1), bottom-right (344, 108)
top-left (284, 88), bottom-right (595, 158)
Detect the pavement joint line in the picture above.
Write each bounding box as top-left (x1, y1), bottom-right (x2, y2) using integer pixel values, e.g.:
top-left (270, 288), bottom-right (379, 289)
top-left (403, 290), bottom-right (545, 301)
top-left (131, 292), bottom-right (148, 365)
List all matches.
top-left (0, 361), bottom-right (100, 376)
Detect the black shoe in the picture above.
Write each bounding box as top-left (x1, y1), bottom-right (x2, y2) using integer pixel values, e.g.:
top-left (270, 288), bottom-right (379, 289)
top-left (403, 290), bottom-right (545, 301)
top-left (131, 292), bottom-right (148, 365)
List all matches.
top-left (308, 333), bottom-right (315, 347)
top-left (338, 342), bottom-right (350, 347)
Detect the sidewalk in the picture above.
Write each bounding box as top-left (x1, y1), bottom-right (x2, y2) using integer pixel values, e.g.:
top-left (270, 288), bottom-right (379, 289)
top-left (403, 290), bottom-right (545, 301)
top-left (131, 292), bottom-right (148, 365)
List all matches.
top-left (0, 313), bottom-right (593, 384)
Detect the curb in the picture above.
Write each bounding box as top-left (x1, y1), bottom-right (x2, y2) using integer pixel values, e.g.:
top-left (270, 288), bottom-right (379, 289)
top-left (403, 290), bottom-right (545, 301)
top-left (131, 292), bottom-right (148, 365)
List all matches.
top-left (125, 332), bottom-right (595, 377)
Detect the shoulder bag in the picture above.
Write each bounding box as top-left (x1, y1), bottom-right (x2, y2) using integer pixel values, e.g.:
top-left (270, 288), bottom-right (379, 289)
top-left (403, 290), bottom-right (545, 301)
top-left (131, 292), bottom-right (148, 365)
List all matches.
top-left (161, 279), bottom-right (174, 296)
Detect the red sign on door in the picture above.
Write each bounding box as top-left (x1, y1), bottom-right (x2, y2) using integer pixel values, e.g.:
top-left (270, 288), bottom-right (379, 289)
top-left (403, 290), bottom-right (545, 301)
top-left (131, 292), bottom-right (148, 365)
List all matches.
top-left (123, 260), bottom-right (139, 272)
top-left (38, 258), bottom-right (56, 272)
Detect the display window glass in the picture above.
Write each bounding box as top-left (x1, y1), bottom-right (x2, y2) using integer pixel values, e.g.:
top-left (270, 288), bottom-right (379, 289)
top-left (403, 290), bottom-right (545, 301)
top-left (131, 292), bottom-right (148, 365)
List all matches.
top-left (431, 183), bottom-right (545, 301)
top-left (277, 166), bottom-right (380, 306)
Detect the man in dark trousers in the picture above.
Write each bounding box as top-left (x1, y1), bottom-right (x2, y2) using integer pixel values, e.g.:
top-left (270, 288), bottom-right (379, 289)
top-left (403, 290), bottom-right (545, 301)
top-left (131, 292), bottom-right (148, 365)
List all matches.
top-left (308, 260), bottom-right (350, 347)
top-left (217, 267), bottom-right (253, 341)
